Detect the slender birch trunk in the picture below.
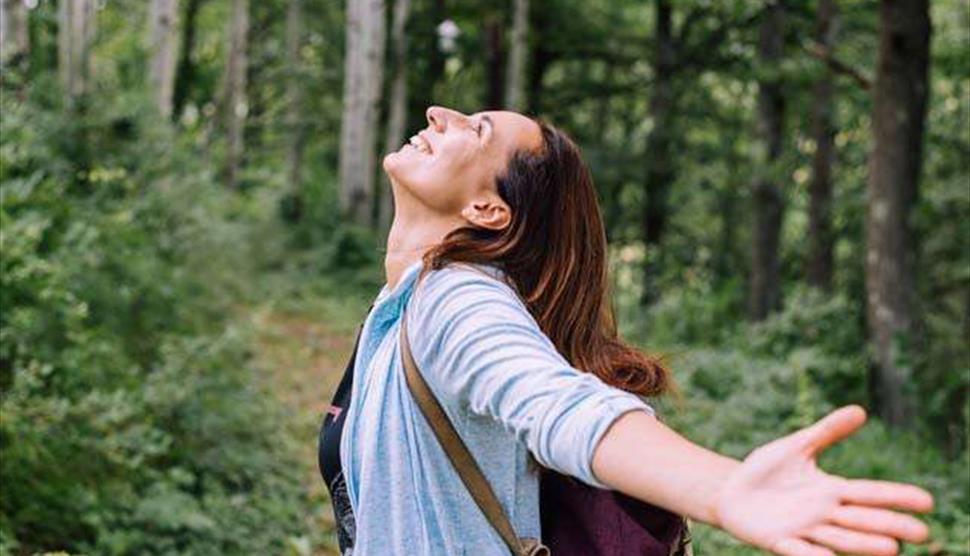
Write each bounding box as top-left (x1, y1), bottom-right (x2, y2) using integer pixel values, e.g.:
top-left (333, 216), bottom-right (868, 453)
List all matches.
top-left (149, 0), bottom-right (179, 118)
top-left (58, 0), bottom-right (95, 102)
top-left (224, 0), bottom-right (248, 189)
top-left (379, 0), bottom-right (411, 232)
top-left (504, 0), bottom-right (528, 110)
top-left (0, 0), bottom-right (29, 66)
top-left (338, 0), bottom-right (386, 225)
top-left (285, 0), bottom-right (307, 216)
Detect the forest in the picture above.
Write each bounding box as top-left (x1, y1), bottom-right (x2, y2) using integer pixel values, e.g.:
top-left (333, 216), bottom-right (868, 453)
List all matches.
top-left (0, 0), bottom-right (967, 554)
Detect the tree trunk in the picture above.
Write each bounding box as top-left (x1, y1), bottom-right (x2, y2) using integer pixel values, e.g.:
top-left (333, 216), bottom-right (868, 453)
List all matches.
top-left (748, 1), bottom-right (786, 321)
top-left (504, 0), bottom-right (528, 110)
top-left (0, 0), bottom-right (30, 66)
top-left (640, 0), bottom-right (676, 306)
top-left (224, 0), bottom-right (248, 189)
top-left (284, 0), bottom-right (306, 219)
top-left (379, 0), bottom-right (411, 233)
top-left (58, 0), bottom-right (95, 102)
top-left (149, 0), bottom-right (179, 118)
top-left (406, 0), bottom-right (445, 134)
top-left (806, 0), bottom-right (837, 290)
top-left (865, 0), bottom-right (930, 427)
top-left (482, 14), bottom-right (504, 110)
top-left (172, 0), bottom-right (204, 121)
top-left (338, 0), bottom-right (386, 225)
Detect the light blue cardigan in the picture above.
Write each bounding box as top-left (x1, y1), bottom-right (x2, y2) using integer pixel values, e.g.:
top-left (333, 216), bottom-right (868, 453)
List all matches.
top-left (339, 259), bottom-right (655, 555)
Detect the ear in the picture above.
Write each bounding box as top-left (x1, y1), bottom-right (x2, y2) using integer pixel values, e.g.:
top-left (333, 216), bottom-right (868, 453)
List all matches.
top-left (460, 196), bottom-right (511, 231)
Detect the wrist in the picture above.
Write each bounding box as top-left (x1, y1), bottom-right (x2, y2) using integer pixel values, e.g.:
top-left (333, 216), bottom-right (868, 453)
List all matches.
top-left (703, 458), bottom-right (741, 529)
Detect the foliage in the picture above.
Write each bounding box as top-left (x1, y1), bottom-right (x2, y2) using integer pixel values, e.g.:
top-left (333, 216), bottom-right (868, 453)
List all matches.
top-left (0, 70), bottom-right (311, 554)
top-left (1, 0), bottom-right (967, 553)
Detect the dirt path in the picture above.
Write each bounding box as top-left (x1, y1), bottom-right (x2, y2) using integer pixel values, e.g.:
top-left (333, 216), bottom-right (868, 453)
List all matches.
top-left (251, 306), bottom-right (359, 556)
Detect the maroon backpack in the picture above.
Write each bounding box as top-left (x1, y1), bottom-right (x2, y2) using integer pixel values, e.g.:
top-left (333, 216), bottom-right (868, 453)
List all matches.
top-left (540, 468), bottom-right (692, 555)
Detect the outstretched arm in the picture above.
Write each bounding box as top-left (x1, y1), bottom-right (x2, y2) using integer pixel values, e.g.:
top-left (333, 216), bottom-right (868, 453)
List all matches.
top-left (591, 405), bottom-right (935, 556)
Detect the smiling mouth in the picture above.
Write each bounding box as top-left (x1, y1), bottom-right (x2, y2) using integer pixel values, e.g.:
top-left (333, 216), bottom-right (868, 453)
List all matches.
top-left (405, 133), bottom-right (432, 154)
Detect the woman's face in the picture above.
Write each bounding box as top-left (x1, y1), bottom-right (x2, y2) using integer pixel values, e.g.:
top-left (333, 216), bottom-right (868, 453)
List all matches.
top-left (383, 106), bottom-right (542, 224)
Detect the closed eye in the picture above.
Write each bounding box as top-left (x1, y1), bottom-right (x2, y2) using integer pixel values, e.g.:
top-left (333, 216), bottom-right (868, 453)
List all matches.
top-left (477, 115), bottom-right (493, 137)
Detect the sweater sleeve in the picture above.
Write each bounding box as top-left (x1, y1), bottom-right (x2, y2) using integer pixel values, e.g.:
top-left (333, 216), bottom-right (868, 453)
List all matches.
top-left (405, 265), bottom-right (655, 489)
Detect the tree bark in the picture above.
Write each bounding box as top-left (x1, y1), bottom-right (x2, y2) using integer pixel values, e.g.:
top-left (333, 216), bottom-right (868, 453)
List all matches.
top-left (526, 14), bottom-right (550, 116)
top-left (504, 0), bottom-right (528, 110)
top-left (172, 0), bottom-right (204, 121)
top-left (411, 0), bottom-right (444, 123)
top-left (0, 0), bottom-right (30, 66)
top-left (58, 0), bottom-right (95, 102)
top-left (284, 0), bottom-right (306, 219)
top-left (865, 0), bottom-right (930, 427)
top-left (379, 0), bottom-right (411, 233)
top-left (640, 0), bottom-right (676, 306)
top-left (806, 0), bottom-right (837, 290)
top-left (482, 14), bottom-right (505, 110)
top-left (748, 1), bottom-right (786, 321)
top-left (224, 0), bottom-right (248, 189)
top-left (149, 0), bottom-right (179, 118)
top-left (338, 0), bottom-right (386, 225)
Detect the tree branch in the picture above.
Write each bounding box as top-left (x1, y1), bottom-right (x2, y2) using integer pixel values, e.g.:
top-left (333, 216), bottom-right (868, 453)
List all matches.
top-left (804, 41), bottom-right (872, 90)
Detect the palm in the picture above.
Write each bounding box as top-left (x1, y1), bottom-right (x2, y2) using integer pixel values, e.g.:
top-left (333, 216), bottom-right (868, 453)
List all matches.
top-left (714, 406), bottom-right (934, 556)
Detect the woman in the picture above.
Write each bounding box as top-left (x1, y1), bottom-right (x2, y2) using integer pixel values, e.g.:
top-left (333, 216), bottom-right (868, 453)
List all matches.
top-left (318, 106), bottom-right (934, 556)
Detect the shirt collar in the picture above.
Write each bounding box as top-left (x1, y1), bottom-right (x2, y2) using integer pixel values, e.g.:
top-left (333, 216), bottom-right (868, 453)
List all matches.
top-left (374, 258), bottom-right (425, 314)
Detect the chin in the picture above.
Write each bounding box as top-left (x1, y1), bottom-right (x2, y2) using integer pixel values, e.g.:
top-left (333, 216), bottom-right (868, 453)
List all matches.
top-left (382, 151), bottom-right (398, 172)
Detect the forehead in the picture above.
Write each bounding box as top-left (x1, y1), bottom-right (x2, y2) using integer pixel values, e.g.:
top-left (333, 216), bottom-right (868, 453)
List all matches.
top-left (478, 110), bottom-right (543, 154)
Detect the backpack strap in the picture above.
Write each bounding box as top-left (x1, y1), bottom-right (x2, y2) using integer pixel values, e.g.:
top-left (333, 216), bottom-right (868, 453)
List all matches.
top-left (399, 309), bottom-right (550, 556)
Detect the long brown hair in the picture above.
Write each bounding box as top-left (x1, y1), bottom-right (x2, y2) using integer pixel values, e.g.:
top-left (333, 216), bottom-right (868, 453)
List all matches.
top-left (423, 119), bottom-right (673, 398)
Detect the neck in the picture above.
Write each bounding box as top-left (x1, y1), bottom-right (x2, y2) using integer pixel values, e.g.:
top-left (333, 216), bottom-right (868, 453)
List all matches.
top-left (384, 183), bottom-right (463, 289)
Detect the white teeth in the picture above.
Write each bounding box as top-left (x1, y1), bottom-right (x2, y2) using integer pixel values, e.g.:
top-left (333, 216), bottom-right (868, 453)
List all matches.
top-left (408, 135), bottom-right (431, 154)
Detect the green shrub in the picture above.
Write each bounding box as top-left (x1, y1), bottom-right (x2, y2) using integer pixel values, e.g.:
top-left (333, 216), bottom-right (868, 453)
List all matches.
top-left (0, 83), bottom-right (309, 555)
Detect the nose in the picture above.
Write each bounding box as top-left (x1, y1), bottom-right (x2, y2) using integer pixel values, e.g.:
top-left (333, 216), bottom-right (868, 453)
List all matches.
top-left (426, 105), bottom-right (465, 132)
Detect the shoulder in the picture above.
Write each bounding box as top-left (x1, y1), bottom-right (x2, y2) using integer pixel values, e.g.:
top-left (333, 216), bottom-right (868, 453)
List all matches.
top-left (405, 262), bottom-right (537, 342)
top-left (412, 262), bottom-right (521, 311)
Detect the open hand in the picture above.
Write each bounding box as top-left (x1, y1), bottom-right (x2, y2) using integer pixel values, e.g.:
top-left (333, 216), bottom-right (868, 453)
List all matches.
top-left (714, 405), bottom-right (934, 556)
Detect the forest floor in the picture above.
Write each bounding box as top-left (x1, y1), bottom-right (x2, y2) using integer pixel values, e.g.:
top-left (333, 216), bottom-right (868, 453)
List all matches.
top-left (249, 297), bottom-right (360, 556)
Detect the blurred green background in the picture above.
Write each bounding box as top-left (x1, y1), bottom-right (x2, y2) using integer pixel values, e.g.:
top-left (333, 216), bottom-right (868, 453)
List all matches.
top-left (0, 0), bottom-right (967, 554)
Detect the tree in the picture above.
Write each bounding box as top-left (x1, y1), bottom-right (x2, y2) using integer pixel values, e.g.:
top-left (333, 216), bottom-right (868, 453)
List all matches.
top-left (224, 0), bottom-right (248, 189)
top-left (640, 0), bottom-right (675, 306)
top-left (149, 0), bottom-right (179, 118)
top-left (504, 0), bottom-right (528, 110)
top-left (482, 12), bottom-right (505, 110)
top-left (58, 0), bottom-right (95, 102)
top-left (0, 0), bottom-right (29, 66)
top-left (748, 1), bottom-right (786, 321)
top-left (338, 0), bottom-right (386, 225)
top-left (284, 0), bottom-right (307, 219)
top-left (805, 0), bottom-right (837, 290)
top-left (172, 0), bottom-right (205, 120)
top-left (865, 0), bottom-right (931, 427)
top-left (379, 0), bottom-right (412, 232)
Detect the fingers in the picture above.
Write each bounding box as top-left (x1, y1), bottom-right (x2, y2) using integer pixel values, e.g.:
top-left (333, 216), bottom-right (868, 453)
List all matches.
top-left (794, 405), bottom-right (868, 455)
top-left (771, 537), bottom-right (836, 556)
top-left (806, 524), bottom-right (899, 556)
top-left (839, 479), bottom-right (935, 513)
top-left (830, 505), bottom-right (930, 543)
